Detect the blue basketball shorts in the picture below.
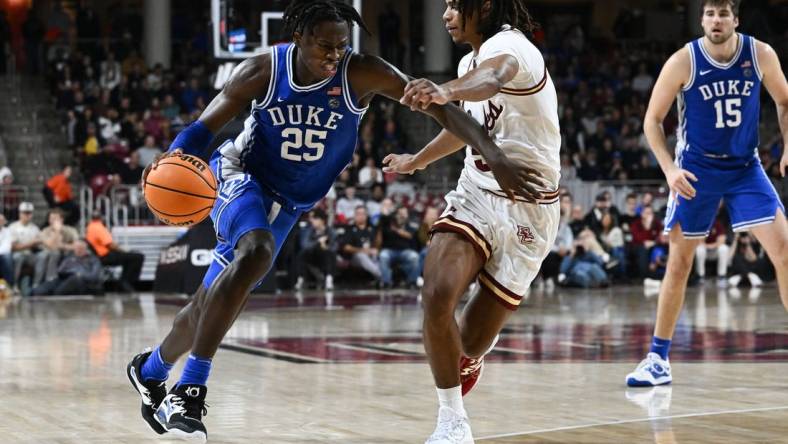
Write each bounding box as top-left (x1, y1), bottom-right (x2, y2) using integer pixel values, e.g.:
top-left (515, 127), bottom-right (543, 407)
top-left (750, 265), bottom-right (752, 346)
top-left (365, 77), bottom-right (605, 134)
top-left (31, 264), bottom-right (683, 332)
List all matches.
top-left (201, 145), bottom-right (302, 289)
top-left (663, 153), bottom-right (785, 239)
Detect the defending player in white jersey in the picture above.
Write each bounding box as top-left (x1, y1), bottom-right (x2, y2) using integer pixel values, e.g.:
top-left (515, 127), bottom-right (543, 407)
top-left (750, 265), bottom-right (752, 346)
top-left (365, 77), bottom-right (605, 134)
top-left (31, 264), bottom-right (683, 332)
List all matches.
top-left (384, 1), bottom-right (560, 442)
top-left (626, 0), bottom-right (788, 388)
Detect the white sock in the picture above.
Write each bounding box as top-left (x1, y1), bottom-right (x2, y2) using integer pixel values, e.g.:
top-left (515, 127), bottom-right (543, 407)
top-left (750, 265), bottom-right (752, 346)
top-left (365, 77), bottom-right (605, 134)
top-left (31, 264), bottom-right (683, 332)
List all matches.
top-left (436, 386), bottom-right (465, 416)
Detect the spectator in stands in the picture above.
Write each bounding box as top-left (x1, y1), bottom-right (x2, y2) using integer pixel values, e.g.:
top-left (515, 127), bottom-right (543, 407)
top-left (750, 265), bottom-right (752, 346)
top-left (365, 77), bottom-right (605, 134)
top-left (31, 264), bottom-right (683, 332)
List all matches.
top-left (85, 211), bottom-right (143, 292)
top-left (559, 154), bottom-right (577, 182)
top-left (44, 165), bottom-right (79, 225)
top-left (541, 199), bottom-right (574, 290)
top-left (631, 62), bottom-right (654, 95)
top-left (727, 233), bottom-right (769, 288)
top-left (569, 204), bottom-right (587, 236)
top-left (619, 193), bottom-right (638, 235)
top-left (119, 150), bottom-right (144, 185)
top-left (635, 191), bottom-right (654, 216)
top-left (366, 184), bottom-right (386, 225)
top-left (31, 240), bottom-right (103, 296)
top-left (558, 238), bottom-right (609, 288)
top-left (0, 214), bottom-right (14, 286)
top-left (695, 214), bottom-right (730, 286)
top-left (83, 122), bottom-right (100, 156)
top-left (630, 205), bottom-right (662, 278)
top-left (10, 202), bottom-right (42, 294)
top-left (1, 170), bottom-right (19, 222)
top-left (135, 135), bottom-right (162, 168)
top-left (358, 157), bottom-right (383, 188)
top-left (294, 209), bottom-right (336, 291)
top-left (644, 233), bottom-right (670, 288)
top-left (339, 206), bottom-right (381, 281)
top-left (600, 212), bottom-right (626, 277)
top-left (335, 185), bottom-right (364, 225)
top-left (34, 208), bottom-right (78, 288)
top-left (584, 194), bottom-right (609, 236)
top-left (377, 206), bottom-right (420, 289)
top-left (100, 51), bottom-right (122, 90)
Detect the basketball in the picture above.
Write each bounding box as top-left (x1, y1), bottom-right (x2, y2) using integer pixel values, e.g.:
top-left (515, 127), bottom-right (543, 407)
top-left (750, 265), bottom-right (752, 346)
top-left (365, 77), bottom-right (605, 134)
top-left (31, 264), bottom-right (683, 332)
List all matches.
top-left (143, 154), bottom-right (217, 227)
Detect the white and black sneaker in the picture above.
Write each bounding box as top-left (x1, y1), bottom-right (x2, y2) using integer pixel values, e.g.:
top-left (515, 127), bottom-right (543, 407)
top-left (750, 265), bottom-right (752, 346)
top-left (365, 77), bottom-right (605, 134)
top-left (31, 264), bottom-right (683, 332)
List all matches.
top-left (126, 349), bottom-right (167, 434)
top-left (155, 384), bottom-right (208, 442)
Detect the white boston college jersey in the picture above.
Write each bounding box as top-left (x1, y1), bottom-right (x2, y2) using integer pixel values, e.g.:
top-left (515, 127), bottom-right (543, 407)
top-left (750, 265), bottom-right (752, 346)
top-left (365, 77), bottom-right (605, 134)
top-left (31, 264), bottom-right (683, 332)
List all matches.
top-left (458, 26), bottom-right (561, 200)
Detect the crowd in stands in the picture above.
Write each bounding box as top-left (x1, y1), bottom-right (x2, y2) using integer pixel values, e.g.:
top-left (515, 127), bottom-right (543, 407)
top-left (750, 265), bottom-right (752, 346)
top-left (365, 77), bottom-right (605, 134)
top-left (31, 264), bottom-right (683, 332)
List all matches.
top-left (0, 203), bottom-right (143, 296)
top-left (1, 3), bottom-right (784, 293)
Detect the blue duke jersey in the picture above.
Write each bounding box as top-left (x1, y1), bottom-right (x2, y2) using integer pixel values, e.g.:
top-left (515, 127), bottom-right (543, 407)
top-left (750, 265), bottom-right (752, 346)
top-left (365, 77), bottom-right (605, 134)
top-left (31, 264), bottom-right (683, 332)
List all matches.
top-left (664, 33), bottom-right (784, 238)
top-left (214, 43), bottom-right (367, 210)
top-left (202, 43), bottom-right (366, 290)
top-left (677, 33), bottom-right (761, 162)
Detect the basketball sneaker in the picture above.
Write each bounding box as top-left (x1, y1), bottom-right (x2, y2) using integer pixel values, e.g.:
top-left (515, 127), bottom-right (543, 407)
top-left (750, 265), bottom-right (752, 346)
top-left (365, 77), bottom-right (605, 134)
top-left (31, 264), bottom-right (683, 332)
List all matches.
top-left (460, 334), bottom-right (499, 396)
top-left (155, 384), bottom-right (209, 442)
top-left (126, 349), bottom-right (167, 434)
top-left (626, 352), bottom-right (672, 387)
top-left (425, 406), bottom-right (474, 444)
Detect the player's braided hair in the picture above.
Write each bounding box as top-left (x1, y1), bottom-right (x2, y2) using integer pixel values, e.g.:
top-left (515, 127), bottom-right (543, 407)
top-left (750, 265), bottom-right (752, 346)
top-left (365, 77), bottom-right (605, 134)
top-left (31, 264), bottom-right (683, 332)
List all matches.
top-left (456, 0), bottom-right (539, 38)
top-left (283, 0), bottom-right (370, 38)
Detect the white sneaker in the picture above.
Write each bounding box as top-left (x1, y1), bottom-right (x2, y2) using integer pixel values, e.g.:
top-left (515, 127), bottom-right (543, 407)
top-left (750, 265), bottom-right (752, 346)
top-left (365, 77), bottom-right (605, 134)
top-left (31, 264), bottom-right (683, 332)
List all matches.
top-left (294, 277), bottom-right (304, 291)
top-left (716, 277), bottom-right (728, 288)
top-left (417, 276), bottom-right (424, 288)
top-left (747, 272), bottom-right (763, 287)
top-left (625, 352), bottom-right (672, 387)
top-left (643, 278), bottom-right (661, 288)
top-left (325, 275), bottom-right (334, 290)
top-left (425, 407), bottom-right (474, 444)
top-left (728, 275), bottom-right (742, 287)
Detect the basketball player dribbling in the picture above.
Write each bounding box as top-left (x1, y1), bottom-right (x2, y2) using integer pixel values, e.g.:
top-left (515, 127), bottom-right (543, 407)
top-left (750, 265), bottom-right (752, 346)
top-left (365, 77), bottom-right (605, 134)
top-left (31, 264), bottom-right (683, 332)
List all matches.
top-left (384, 1), bottom-right (560, 442)
top-left (626, 0), bottom-right (788, 387)
top-left (125, 0), bottom-right (546, 441)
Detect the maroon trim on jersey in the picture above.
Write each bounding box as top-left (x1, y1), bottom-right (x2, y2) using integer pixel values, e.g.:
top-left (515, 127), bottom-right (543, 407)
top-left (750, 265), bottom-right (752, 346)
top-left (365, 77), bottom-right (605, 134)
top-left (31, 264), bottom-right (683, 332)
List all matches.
top-left (501, 68), bottom-right (548, 96)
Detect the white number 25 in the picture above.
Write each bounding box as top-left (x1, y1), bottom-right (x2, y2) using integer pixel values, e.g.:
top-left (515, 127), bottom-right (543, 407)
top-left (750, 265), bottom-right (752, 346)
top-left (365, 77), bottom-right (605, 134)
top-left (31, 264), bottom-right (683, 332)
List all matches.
top-left (280, 128), bottom-right (327, 162)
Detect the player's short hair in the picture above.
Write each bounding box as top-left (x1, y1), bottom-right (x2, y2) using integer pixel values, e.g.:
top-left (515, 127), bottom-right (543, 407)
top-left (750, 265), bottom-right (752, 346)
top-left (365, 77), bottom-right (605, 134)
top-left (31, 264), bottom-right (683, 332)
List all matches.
top-left (456, 0), bottom-right (539, 39)
top-left (283, 0), bottom-right (370, 38)
top-left (701, 0), bottom-right (740, 17)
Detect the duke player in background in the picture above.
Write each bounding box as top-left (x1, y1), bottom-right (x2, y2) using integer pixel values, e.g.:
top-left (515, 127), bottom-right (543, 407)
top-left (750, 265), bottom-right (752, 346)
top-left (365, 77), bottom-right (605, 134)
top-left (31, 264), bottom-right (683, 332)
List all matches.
top-left (124, 0), bottom-right (546, 441)
top-left (626, 0), bottom-right (788, 388)
top-left (386, 1), bottom-right (560, 442)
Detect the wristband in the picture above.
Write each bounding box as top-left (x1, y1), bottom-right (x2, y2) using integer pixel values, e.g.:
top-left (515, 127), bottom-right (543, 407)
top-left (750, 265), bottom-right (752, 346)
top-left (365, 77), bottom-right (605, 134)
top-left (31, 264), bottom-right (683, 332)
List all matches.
top-left (169, 120), bottom-right (214, 156)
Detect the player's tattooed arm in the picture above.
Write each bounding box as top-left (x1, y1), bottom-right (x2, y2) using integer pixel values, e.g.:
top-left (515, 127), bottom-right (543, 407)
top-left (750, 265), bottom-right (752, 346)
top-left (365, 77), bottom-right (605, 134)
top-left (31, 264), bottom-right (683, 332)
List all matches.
top-left (756, 40), bottom-right (788, 176)
top-left (644, 47), bottom-right (698, 201)
top-left (199, 54), bottom-right (272, 133)
top-left (351, 54), bottom-right (545, 202)
top-left (401, 55), bottom-right (519, 110)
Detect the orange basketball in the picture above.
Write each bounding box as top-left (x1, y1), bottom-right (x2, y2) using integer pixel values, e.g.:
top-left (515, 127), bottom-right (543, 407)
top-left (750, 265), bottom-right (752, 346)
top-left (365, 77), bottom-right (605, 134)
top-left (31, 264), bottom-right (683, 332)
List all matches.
top-left (143, 154), bottom-right (217, 227)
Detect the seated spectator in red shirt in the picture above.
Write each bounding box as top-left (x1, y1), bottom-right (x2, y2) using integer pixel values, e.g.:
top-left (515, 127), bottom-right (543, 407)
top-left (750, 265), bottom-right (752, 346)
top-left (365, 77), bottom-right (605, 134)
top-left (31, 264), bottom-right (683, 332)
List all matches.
top-left (630, 205), bottom-right (663, 278)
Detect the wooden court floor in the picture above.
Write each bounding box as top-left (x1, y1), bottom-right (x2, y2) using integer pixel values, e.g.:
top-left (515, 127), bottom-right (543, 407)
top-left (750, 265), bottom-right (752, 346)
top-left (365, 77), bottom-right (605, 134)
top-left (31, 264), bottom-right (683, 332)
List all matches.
top-left (1, 284), bottom-right (787, 443)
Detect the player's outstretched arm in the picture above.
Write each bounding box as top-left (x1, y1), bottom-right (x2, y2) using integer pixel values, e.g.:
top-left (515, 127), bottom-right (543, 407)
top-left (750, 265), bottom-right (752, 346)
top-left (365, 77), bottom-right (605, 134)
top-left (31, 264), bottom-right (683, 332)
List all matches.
top-left (401, 55), bottom-right (519, 110)
top-left (644, 48), bottom-right (698, 201)
top-left (382, 129), bottom-right (464, 175)
top-left (757, 40), bottom-right (788, 176)
top-left (351, 54), bottom-right (545, 201)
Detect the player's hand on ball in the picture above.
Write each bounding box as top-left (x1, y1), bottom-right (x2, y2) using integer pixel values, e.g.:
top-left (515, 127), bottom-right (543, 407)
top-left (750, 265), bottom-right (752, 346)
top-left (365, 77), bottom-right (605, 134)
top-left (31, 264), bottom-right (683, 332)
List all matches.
top-left (488, 155), bottom-right (547, 203)
top-left (401, 79), bottom-right (451, 111)
top-left (141, 148), bottom-right (183, 193)
top-left (382, 153), bottom-right (424, 175)
top-left (665, 165), bottom-right (698, 201)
